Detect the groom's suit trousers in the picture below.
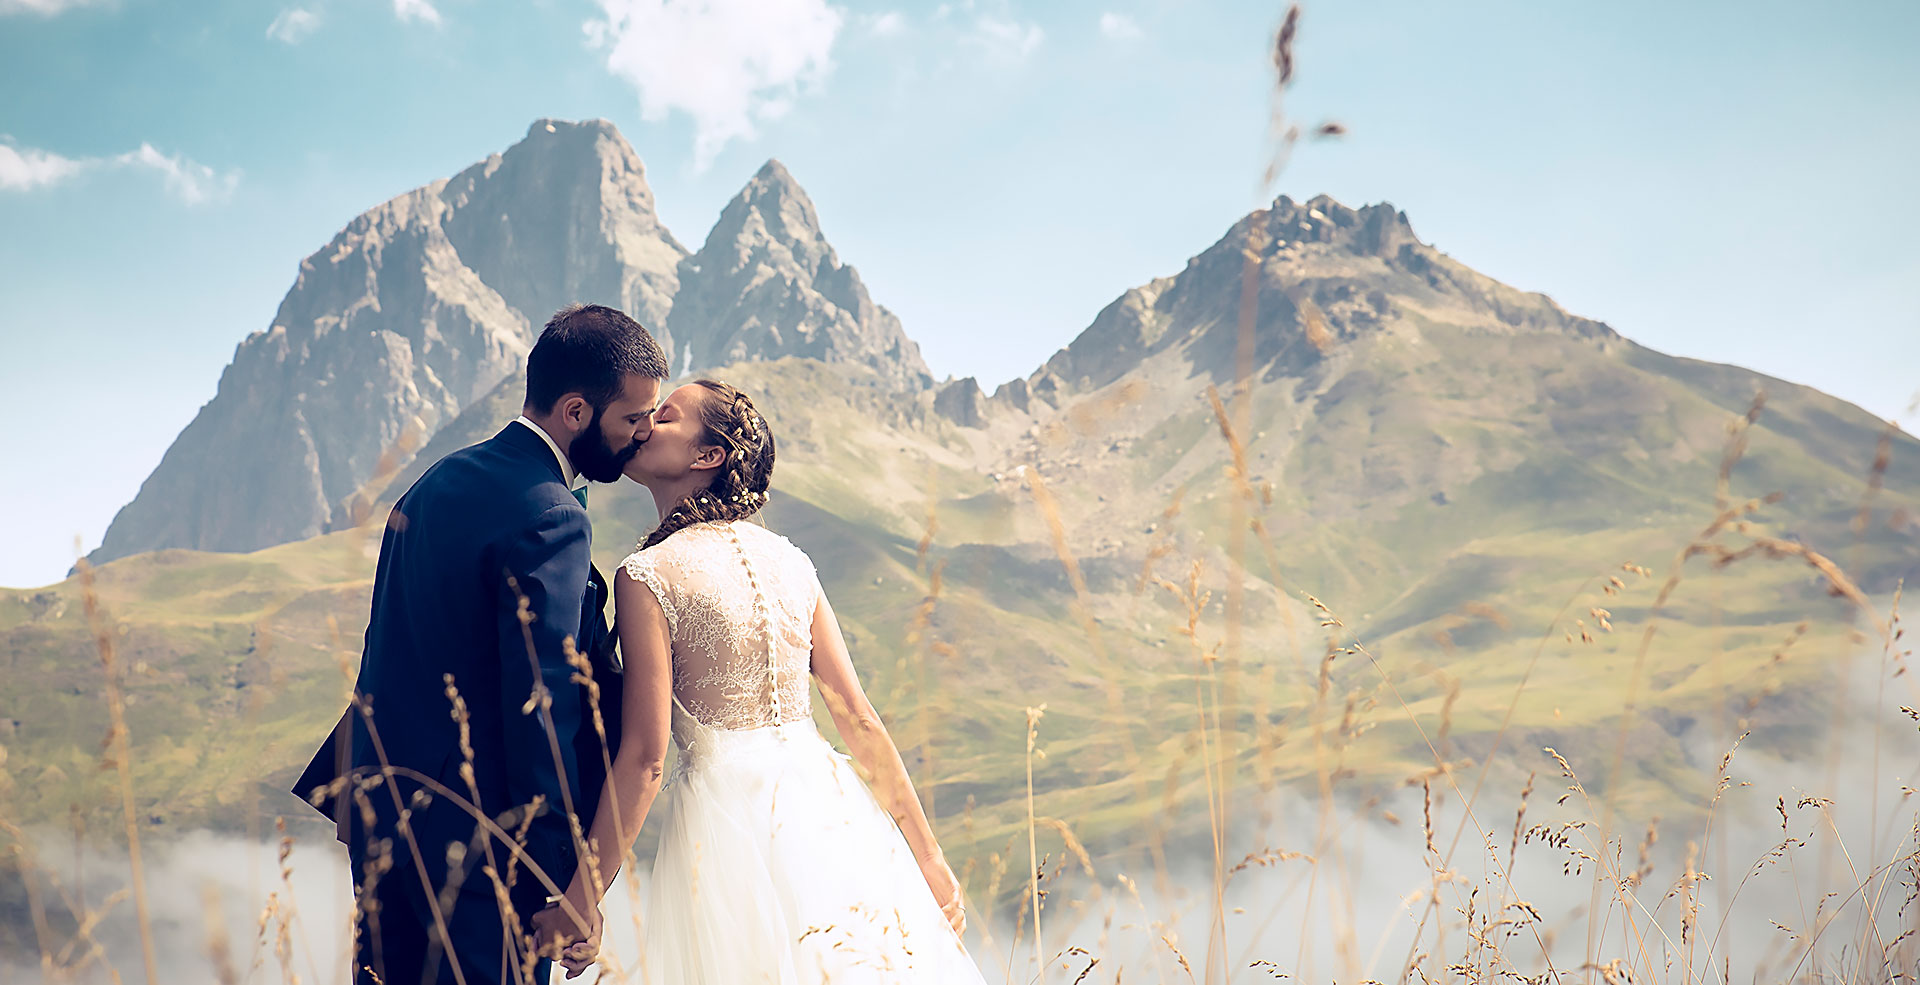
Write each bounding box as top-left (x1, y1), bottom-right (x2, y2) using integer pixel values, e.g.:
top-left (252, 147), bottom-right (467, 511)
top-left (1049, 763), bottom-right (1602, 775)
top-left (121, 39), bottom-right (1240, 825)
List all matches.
top-left (352, 850), bottom-right (555, 985)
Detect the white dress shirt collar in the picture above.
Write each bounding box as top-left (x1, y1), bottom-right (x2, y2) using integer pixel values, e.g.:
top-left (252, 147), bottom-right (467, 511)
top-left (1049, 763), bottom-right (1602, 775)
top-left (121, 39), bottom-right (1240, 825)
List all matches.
top-left (512, 415), bottom-right (579, 488)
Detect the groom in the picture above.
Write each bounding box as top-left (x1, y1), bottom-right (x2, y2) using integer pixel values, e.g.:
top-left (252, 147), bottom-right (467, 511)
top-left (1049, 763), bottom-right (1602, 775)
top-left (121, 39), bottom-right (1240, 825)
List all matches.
top-left (294, 303), bottom-right (666, 985)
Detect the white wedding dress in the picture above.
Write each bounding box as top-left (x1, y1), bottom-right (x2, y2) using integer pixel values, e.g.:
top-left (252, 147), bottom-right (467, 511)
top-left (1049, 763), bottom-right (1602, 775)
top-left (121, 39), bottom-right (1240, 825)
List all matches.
top-left (618, 520), bottom-right (989, 984)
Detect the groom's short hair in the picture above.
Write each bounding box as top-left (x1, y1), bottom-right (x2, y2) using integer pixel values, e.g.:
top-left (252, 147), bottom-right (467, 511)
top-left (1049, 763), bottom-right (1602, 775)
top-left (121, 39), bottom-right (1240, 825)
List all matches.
top-left (524, 303), bottom-right (668, 413)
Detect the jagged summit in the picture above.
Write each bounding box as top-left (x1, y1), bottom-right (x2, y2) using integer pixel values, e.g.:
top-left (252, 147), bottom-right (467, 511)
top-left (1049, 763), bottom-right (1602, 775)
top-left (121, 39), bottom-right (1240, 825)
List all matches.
top-left (666, 158), bottom-right (932, 388)
top-left (996, 192), bottom-right (1617, 408)
top-left (724, 159), bottom-right (818, 244)
top-left (438, 117), bottom-right (687, 330)
top-left (1248, 193), bottom-right (1421, 258)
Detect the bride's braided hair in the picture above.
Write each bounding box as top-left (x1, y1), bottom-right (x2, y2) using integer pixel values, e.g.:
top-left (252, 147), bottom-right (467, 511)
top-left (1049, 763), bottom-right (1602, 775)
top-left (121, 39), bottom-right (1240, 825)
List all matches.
top-left (640, 379), bottom-right (776, 549)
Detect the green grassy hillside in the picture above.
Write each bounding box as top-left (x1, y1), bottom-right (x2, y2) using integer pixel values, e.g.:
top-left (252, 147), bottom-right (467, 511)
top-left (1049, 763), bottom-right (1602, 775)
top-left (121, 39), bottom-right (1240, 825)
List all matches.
top-left (3, 350), bottom-right (1912, 868)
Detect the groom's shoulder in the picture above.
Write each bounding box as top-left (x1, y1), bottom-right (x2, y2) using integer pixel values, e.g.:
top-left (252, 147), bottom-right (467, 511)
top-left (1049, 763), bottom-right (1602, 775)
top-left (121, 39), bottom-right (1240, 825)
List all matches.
top-left (402, 430), bottom-right (575, 517)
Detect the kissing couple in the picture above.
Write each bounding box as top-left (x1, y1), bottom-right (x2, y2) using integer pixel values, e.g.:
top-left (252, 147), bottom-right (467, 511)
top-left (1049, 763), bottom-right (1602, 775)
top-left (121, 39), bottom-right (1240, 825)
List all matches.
top-left (295, 304), bottom-right (988, 983)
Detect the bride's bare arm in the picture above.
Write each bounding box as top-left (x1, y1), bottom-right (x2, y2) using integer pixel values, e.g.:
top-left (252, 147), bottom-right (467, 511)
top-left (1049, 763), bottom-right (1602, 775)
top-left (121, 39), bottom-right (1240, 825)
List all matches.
top-left (809, 587), bottom-right (959, 909)
top-left (561, 569), bottom-right (675, 917)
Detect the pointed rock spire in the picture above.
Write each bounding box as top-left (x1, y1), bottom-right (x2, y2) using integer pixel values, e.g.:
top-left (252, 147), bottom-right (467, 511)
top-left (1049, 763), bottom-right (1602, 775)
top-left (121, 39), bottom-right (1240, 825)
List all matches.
top-left (440, 118), bottom-right (686, 330)
top-left (668, 159), bottom-right (932, 388)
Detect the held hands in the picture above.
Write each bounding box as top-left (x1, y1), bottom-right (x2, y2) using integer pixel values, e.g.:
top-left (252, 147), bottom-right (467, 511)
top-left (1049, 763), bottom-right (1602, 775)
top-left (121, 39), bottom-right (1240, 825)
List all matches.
top-left (531, 894), bottom-right (602, 980)
top-left (917, 851), bottom-right (966, 935)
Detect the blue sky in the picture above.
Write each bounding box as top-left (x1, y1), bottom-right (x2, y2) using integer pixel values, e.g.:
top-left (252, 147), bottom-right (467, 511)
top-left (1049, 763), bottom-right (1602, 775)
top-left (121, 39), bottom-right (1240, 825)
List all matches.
top-left (1, 0), bottom-right (1915, 588)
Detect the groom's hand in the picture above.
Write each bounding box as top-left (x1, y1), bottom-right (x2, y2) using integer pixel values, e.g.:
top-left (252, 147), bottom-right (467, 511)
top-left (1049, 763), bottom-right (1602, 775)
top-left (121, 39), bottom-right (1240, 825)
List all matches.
top-left (531, 899), bottom-right (601, 978)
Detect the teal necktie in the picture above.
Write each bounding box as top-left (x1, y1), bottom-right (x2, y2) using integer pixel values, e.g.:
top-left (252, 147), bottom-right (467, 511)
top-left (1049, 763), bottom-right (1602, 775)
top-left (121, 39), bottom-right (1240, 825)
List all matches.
top-left (571, 485), bottom-right (589, 509)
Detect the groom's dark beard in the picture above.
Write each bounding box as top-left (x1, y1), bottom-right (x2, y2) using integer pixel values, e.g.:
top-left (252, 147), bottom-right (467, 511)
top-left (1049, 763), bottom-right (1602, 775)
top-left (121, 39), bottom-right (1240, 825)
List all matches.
top-left (568, 404), bottom-right (641, 483)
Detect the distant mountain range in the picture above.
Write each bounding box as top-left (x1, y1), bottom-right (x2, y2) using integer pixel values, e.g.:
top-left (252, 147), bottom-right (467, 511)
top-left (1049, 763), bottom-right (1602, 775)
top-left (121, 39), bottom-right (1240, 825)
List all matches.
top-left (89, 119), bottom-right (927, 565)
top-left (9, 117), bottom-right (1917, 851)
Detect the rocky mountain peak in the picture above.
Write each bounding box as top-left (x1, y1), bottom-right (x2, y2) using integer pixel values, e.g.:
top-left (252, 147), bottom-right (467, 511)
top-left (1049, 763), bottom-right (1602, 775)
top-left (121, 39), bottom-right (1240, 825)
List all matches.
top-left (438, 117), bottom-right (685, 331)
top-left (1262, 194), bottom-right (1419, 258)
top-left (666, 159), bottom-right (932, 388)
top-left (88, 119), bottom-right (688, 566)
top-left (696, 158), bottom-right (834, 283)
top-left (735, 159), bottom-right (816, 230)
top-left (1000, 194), bottom-right (1615, 409)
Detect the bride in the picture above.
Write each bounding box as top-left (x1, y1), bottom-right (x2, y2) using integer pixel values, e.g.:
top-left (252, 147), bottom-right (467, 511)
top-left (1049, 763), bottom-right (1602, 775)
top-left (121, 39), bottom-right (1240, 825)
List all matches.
top-left (535, 379), bottom-right (988, 983)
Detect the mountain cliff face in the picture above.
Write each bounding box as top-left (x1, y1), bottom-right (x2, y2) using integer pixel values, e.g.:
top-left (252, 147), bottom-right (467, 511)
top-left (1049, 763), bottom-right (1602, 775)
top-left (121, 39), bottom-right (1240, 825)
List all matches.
top-left (667, 160), bottom-right (931, 388)
top-left (89, 124), bottom-right (928, 564)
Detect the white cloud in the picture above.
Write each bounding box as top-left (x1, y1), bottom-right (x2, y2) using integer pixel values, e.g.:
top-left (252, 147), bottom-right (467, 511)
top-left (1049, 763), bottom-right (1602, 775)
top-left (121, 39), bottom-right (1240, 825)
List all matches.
top-left (393, 0), bottom-right (439, 25)
top-left (866, 10), bottom-right (904, 37)
top-left (969, 13), bottom-right (1042, 63)
top-left (1098, 11), bottom-right (1141, 42)
top-left (0, 138), bottom-right (238, 203)
top-left (0, 0), bottom-right (105, 15)
top-left (115, 143), bottom-right (240, 204)
top-left (587, 0), bottom-right (844, 170)
top-left (266, 6), bottom-right (319, 43)
top-left (0, 142), bottom-right (85, 190)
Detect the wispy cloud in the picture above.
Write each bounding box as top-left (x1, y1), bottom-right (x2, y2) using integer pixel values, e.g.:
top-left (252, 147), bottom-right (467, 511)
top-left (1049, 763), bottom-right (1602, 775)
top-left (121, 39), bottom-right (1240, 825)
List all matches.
top-left (865, 10), bottom-right (904, 38)
top-left (932, 2), bottom-right (1042, 65)
top-left (392, 0), bottom-right (439, 26)
top-left (0, 0), bottom-right (106, 15)
top-left (0, 139), bottom-right (238, 203)
top-left (1098, 11), bottom-right (1141, 42)
top-left (266, 6), bottom-right (320, 43)
top-left (587, 0), bottom-right (844, 171)
top-left (117, 144), bottom-right (240, 204)
top-left (0, 143), bottom-right (86, 190)
top-left (269, 1), bottom-right (427, 41)
top-left (968, 13), bottom-right (1043, 63)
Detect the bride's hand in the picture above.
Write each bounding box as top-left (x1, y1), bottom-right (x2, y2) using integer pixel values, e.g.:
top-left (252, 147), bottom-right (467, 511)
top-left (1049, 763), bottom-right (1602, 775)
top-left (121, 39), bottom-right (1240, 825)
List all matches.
top-left (918, 852), bottom-right (966, 935)
top-left (531, 897), bottom-right (602, 978)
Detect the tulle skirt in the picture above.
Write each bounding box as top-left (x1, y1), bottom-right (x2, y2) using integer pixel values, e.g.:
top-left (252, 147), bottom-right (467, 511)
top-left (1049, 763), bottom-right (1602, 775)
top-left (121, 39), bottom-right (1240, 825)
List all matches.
top-left (638, 707), bottom-right (988, 984)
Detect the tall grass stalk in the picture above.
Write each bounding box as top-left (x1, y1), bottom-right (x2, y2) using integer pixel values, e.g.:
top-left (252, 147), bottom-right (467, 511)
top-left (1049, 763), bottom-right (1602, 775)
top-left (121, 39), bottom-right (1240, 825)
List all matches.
top-left (74, 558), bottom-right (158, 985)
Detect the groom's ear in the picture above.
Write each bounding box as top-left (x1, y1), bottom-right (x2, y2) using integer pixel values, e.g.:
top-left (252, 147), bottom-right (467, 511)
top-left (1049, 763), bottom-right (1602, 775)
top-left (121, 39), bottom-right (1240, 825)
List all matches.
top-left (555, 394), bottom-right (593, 435)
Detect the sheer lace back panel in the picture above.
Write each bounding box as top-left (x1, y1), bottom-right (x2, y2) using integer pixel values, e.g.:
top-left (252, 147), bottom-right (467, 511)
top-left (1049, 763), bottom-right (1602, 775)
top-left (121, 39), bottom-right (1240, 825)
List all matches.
top-left (619, 521), bottom-right (820, 734)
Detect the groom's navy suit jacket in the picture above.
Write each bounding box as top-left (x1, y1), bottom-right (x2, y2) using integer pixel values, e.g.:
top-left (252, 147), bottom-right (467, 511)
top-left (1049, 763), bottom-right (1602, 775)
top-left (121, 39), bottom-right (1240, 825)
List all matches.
top-left (294, 421), bottom-right (622, 911)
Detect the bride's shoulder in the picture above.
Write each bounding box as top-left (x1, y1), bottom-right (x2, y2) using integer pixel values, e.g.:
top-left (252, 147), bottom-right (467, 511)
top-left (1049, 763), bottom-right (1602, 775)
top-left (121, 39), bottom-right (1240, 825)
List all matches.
top-left (617, 535), bottom-right (683, 578)
top-left (744, 523), bottom-right (817, 577)
top-left (618, 524), bottom-right (724, 576)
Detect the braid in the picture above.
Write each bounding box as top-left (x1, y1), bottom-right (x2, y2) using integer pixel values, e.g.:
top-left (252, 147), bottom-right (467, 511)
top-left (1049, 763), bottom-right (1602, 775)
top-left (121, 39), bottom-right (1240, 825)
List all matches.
top-left (641, 380), bottom-right (776, 550)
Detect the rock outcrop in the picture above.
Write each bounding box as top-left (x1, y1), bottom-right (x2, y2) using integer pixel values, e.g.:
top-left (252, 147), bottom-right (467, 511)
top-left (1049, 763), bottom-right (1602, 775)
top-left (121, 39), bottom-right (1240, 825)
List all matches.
top-left (933, 377), bottom-right (989, 427)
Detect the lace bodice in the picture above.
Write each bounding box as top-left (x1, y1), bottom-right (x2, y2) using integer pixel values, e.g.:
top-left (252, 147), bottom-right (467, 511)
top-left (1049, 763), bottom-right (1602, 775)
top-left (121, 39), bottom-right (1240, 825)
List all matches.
top-left (619, 521), bottom-right (821, 733)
